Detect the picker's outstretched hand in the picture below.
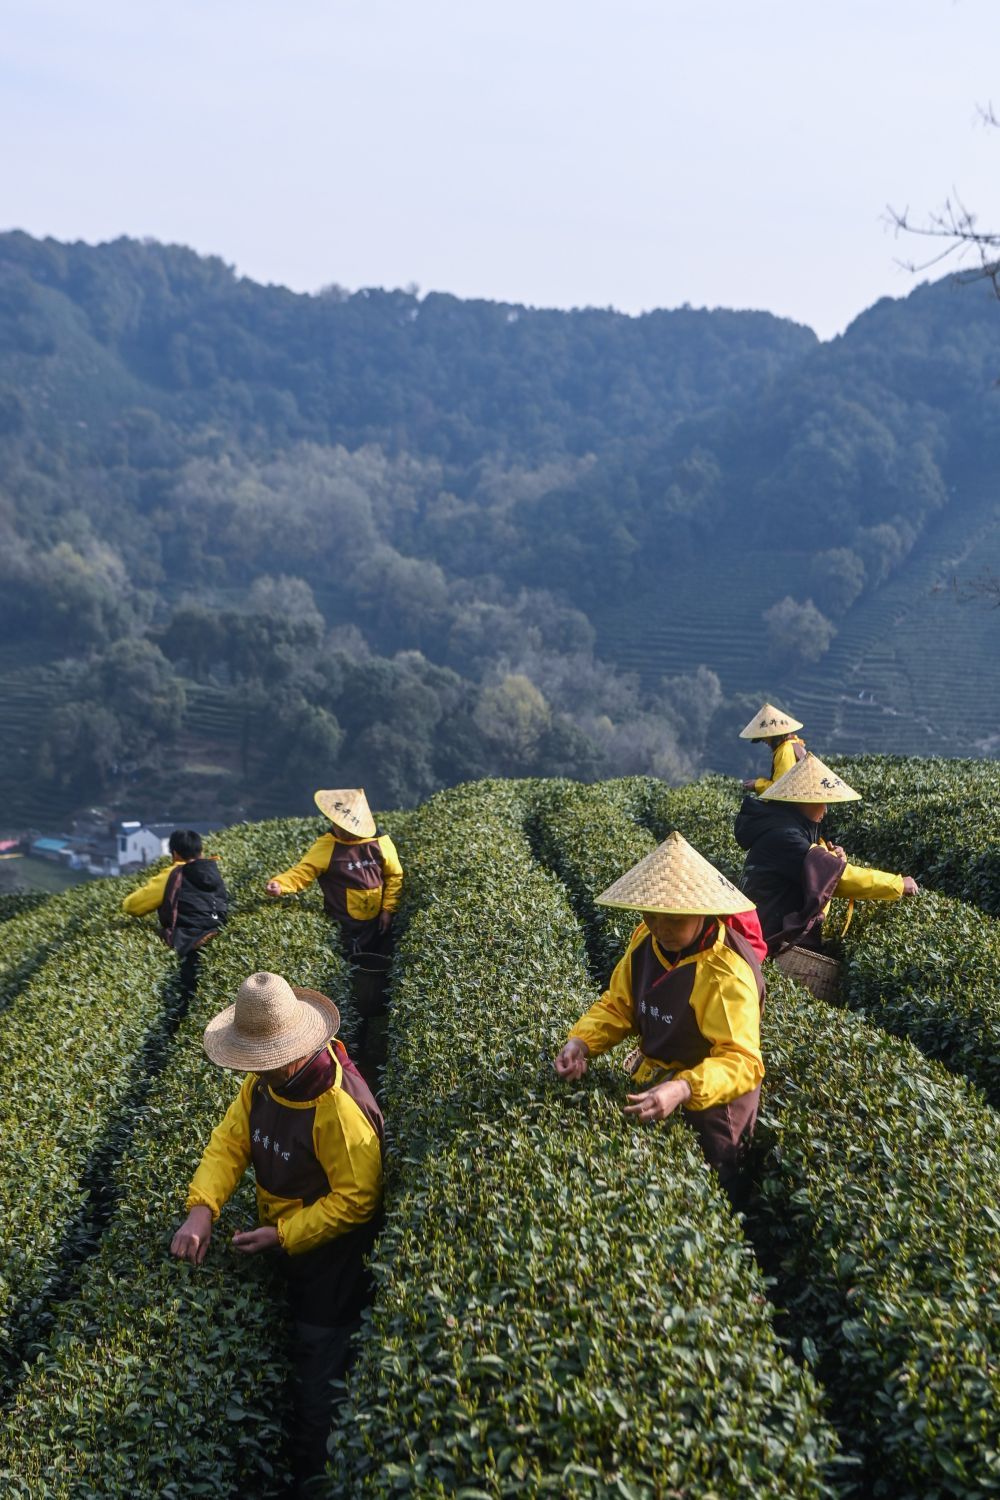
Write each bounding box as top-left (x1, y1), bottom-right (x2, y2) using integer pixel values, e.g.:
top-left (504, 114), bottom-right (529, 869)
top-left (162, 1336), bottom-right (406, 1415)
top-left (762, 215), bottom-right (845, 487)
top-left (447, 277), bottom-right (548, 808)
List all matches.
top-left (901, 876), bottom-right (920, 896)
top-left (553, 1038), bottom-right (589, 1080)
top-left (623, 1077), bottom-right (692, 1123)
top-left (265, 880), bottom-right (282, 896)
top-left (170, 1205), bottom-right (213, 1265)
top-left (232, 1227), bottom-right (279, 1255)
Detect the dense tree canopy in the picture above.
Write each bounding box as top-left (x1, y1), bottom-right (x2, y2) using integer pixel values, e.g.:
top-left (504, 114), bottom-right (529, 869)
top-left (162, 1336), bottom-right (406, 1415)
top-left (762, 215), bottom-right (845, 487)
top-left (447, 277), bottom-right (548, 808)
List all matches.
top-left (0, 232), bottom-right (996, 821)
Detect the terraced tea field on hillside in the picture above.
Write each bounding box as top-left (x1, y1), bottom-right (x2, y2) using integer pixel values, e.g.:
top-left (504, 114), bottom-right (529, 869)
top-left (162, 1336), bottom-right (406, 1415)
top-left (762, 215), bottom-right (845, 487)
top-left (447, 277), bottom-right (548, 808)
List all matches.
top-left (1, 757), bottom-right (998, 1496)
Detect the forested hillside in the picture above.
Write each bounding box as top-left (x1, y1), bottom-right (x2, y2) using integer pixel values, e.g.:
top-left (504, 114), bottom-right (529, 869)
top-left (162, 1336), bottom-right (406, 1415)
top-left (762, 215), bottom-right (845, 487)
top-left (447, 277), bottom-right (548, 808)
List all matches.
top-left (0, 232), bottom-right (996, 825)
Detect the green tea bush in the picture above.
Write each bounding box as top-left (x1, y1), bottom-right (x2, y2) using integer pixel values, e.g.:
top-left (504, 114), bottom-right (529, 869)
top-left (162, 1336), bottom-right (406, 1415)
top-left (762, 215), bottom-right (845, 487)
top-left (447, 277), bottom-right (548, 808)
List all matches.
top-left (0, 890), bottom-right (50, 924)
top-left (554, 776), bottom-right (1000, 1494)
top-left (836, 888), bottom-right (1000, 1105)
top-left (827, 756), bottom-right (1000, 913)
top-left (529, 778), bottom-right (656, 979)
top-left (0, 889), bottom-right (354, 1496)
top-left (328, 780), bottom-right (836, 1497)
top-left (0, 880), bottom-right (103, 1017)
top-left (757, 969), bottom-right (1000, 1497)
top-left (641, 774), bottom-right (744, 882)
top-left (0, 894), bottom-right (176, 1379)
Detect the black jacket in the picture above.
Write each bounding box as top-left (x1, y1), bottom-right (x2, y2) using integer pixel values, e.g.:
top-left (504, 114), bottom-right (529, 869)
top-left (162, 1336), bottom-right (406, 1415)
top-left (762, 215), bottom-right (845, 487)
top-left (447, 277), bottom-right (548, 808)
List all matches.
top-left (158, 858), bottom-right (230, 957)
top-left (734, 797), bottom-right (844, 955)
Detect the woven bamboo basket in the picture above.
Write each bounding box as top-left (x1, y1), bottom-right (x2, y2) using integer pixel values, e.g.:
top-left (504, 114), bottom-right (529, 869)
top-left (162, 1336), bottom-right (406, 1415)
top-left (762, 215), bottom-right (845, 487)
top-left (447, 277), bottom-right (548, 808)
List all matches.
top-left (774, 945), bottom-right (841, 1003)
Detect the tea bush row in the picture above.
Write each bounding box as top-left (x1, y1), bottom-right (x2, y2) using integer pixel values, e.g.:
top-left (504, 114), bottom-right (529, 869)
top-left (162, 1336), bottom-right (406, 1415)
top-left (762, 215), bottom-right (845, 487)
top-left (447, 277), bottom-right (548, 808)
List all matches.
top-left (528, 778), bottom-right (656, 980)
top-left (836, 886), bottom-right (1000, 1106)
top-left (0, 873), bottom-right (354, 1496)
top-left (550, 778), bottom-right (1000, 1493)
top-left (0, 879), bottom-right (112, 1018)
top-left (327, 779), bottom-right (837, 1498)
top-left (0, 890), bottom-right (50, 924)
top-left (0, 893), bottom-right (177, 1381)
top-left (828, 762), bottom-right (1000, 915)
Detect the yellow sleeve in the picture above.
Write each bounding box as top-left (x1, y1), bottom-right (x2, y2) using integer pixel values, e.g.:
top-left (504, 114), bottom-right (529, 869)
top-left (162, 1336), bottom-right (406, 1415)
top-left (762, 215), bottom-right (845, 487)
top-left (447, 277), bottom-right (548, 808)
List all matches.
top-left (186, 1076), bottom-right (254, 1219)
top-left (277, 1092), bottom-right (383, 1256)
top-left (378, 834), bottom-right (404, 914)
top-left (753, 739), bottom-right (798, 795)
top-left (567, 926), bottom-right (645, 1057)
top-left (835, 862), bottom-right (904, 901)
top-left (270, 836), bottom-right (334, 894)
top-left (675, 954), bottom-right (764, 1111)
top-left (121, 863), bottom-right (174, 916)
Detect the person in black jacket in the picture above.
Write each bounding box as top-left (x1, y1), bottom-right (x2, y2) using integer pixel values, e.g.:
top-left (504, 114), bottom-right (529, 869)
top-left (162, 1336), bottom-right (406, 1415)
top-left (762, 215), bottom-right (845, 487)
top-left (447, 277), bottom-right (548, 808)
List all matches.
top-left (122, 829), bottom-right (229, 994)
top-left (733, 753), bottom-right (917, 957)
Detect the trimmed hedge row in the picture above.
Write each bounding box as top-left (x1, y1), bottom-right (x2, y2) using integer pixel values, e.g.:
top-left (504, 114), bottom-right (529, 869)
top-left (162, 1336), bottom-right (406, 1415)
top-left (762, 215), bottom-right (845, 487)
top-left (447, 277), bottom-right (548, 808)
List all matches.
top-left (528, 778), bottom-right (656, 980)
top-left (0, 880), bottom-right (104, 1017)
top-left (0, 886), bottom-right (177, 1381)
top-left (0, 890), bottom-right (50, 924)
top-left (756, 969), bottom-right (1000, 1497)
top-left (835, 886), bottom-right (1000, 1106)
top-left (827, 760), bottom-right (1000, 914)
top-left (557, 776), bottom-right (1000, 1493)
top-left (638, 773), bottom-right (743, 881)
top-left (0, 890), bottom-right (354, 1496)
top-left (327, 779), bottom-right (837, 1497)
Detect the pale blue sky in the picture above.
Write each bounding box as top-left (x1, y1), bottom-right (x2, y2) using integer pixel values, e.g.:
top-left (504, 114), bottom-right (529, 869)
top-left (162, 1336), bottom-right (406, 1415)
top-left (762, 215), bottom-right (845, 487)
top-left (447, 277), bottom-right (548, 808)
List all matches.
top-left (3, 0), bottom-right (998, 337)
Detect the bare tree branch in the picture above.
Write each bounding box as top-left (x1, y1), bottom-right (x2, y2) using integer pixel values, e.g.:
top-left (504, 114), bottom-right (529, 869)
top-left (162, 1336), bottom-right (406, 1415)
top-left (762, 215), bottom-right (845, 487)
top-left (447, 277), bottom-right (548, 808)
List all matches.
top-left (886, 105), bottom-right (1000, 295)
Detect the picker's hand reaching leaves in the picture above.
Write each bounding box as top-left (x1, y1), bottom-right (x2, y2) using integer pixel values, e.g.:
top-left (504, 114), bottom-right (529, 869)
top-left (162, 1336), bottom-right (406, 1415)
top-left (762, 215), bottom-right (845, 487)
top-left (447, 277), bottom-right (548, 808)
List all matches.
top-left (170, 1205), bottom-right (213, 1265)
top-left (264, 880), bottom-right (283, 896)
top-left (623, 1078), bottom-right (692, 1124)
top-left (232, 1226), bottom-right (279, 1255)
top-left (902, 876), bottom-right (919, 896)
top-left (553, 1038), bottom-right (590, 1080)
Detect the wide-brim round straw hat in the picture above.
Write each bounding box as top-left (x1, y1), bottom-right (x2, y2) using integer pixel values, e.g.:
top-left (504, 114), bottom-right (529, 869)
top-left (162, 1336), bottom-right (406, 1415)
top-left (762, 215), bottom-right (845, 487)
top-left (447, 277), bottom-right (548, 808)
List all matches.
top-left (314, 787), bottom-right (376, 839)
top-left (738, 702), bottom-right (804, 740)
top-left (596, 830), bottom-right (756, 916)
top-left (203, 971), bottom-right (341, 1071)
top-left (760, 752), bottom-right (861, 804)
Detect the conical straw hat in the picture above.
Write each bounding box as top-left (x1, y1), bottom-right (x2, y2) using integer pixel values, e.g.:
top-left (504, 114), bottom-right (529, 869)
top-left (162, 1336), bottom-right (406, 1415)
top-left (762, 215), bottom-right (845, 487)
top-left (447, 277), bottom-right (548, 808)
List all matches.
top-left (314, 788), bottom-right (376, 839)
top-left (760, 752), bottom-right (861, 804)
top-left (203, 971), bottom-right (341, 1071)
top-left (596, 830), bottom-right (756, 916)
top-left (738, 702), bottom-right (804, 740)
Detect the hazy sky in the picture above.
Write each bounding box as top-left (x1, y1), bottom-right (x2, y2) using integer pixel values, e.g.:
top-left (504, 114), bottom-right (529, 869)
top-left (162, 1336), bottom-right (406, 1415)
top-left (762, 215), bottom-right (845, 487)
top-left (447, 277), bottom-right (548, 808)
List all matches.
top-left (3, 0), bottom-right (998, 338)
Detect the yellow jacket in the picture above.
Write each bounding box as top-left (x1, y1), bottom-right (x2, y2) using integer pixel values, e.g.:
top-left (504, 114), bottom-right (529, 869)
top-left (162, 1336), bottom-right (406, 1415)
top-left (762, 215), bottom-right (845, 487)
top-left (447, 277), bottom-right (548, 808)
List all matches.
top-left (121, 861), bottom-right (176, 915)
top-left (270, 832), bottom-right (403, 921)
top-left (568, 920), bottom-right (764, 1111)
top-left (186, 1045), bottom-right (383, 1256)
top-left (833, 853), bottom-right (904, 901)
top-left (754, 735), bottom-right (807, 794)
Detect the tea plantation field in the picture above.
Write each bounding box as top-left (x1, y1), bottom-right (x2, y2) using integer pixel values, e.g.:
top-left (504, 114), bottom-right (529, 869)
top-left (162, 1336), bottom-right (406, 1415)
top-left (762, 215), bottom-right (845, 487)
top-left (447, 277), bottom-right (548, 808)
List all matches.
top-left (1, 758), bottom-right (998, 1496)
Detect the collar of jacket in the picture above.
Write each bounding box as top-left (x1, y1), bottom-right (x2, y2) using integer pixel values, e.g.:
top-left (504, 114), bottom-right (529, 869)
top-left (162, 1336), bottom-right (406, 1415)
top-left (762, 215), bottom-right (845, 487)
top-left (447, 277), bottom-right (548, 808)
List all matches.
top-left (649, 916), bottom-right (721, 972)
top-left (267, 1043), bottom-right (339, 1107)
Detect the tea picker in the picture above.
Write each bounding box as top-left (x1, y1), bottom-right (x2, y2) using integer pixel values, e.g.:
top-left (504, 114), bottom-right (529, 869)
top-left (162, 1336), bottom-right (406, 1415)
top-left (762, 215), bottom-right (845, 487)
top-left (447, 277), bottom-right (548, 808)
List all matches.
top-left (265, 788), bottom-right (402, 956)
top-left (122, 828), bottom-right (229, 995)
top-left (553, 832), bottom-right (766, 1203)
top-left (170, 971), bottom-right (384, 1492)
top-left (734, 752), bottom-right (918, 984)
top-left (265, 788), bottom-right (403, 1055)
top-left (738, 701), bottom-right (808, 793)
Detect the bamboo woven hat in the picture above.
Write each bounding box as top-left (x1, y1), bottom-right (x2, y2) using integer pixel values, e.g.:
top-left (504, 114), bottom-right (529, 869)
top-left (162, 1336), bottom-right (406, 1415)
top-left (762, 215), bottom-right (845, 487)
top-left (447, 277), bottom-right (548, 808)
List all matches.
top-left (761, 752), bottom-right (861, 804)
top-left (203, 971), bottom-right (341, 1071)
top-left (739, 702), bottom-right (804, 740)
top-left (596, 830), bottom-right (756, 916)
top-left (314, 787), bottom-right (376, 839)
